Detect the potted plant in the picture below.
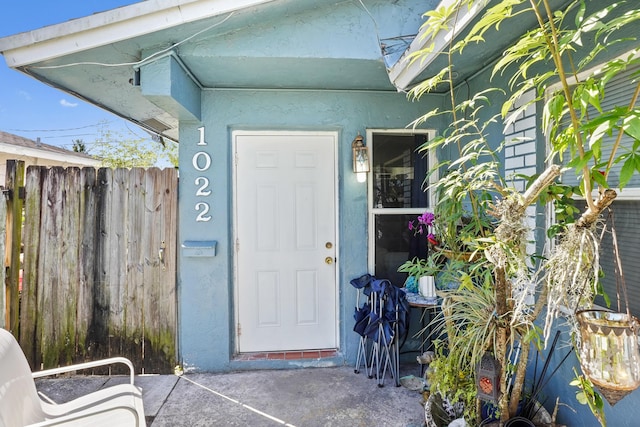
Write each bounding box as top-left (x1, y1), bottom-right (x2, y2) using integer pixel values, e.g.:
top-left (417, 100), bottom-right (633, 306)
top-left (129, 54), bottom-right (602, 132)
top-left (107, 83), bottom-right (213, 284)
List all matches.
top-left (397, 255), bottom-right (441, 300)
top-left (424, 340), bottom-right (478, 426)
top-left (398, 210), bottom-right (442, 299)
top-left (408, 0), bottom-right (640, 425)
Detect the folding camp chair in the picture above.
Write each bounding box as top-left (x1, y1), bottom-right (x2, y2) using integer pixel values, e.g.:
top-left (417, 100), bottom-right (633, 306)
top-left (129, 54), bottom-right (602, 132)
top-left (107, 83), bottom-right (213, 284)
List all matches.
top-left (366, 288), bottom-right (397, 387)
top-left (351, 275), bottom-right (409, 388)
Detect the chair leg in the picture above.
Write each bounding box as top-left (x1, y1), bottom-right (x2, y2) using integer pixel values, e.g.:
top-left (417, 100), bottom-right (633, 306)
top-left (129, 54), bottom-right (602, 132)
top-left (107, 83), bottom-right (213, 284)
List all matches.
top-left (354, 336), bottom-right (369, 374)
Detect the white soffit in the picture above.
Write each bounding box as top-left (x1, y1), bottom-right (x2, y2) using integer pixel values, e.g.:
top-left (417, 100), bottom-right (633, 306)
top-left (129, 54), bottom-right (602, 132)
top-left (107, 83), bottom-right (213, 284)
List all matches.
top-left (387, 0), bottom-right (487, 92)
top-left (0, 0), bottom-right (277, 67)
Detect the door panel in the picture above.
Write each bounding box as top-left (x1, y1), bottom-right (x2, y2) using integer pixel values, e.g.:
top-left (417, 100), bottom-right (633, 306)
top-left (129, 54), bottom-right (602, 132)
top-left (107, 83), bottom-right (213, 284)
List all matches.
top-left (235, 132), bottom-right (337, 352)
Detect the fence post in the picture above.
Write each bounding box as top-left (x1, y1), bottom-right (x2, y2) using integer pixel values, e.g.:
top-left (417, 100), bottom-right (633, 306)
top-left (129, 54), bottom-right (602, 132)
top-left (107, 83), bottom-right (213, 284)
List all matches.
top-left (5, 160), bottom-right (25, 337)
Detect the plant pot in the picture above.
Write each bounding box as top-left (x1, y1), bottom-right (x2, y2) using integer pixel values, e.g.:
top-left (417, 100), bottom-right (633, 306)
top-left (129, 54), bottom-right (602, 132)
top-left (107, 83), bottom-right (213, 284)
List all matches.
top-left (419, 276), bottom-right (436, 299)
top-left (424, 393), bottom-right (465, 427)
top-left (480, 400), bottom-right (551, 427)
top-left (503, 417), bottom-right (535, 427)
top-left (576, 309), bottom-right (640, 405)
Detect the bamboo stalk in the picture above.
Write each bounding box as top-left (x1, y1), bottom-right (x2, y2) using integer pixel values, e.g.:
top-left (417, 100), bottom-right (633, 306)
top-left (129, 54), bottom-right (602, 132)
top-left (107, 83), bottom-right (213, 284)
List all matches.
top-left (509, 339), bottom-right (531, 416)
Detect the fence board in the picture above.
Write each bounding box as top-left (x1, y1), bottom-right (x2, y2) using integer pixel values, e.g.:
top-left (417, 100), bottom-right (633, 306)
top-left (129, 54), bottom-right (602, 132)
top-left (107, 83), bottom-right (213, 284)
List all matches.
top-left (142, 168), bottom-right (177, 372)
top-left (40, 167), bottom-right (66, 367)
top-left (17, 165), bottom-right (177, 373)
top-left (76, 168), bottom-right (97, 360)
top-left (6, 160), bottom-right (24, 337)
top-left (91, 167), bottom-right (111, 362)
top-left (60, 167), bottom-right (81, 365)
top-left (107, 168), bottom-right (127, 358)
top-left (21, 166), bottom-right (44, 367)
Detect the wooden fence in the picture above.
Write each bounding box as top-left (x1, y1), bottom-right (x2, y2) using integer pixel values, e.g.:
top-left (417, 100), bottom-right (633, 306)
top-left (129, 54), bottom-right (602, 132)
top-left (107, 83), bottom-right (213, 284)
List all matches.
top-left (3, 161), bottom-right (178, 373)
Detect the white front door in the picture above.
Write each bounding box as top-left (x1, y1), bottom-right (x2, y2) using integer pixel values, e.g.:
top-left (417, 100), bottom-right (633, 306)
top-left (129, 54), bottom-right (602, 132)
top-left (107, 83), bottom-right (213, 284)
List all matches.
top-left (234, 131), bottom-right (337, 352)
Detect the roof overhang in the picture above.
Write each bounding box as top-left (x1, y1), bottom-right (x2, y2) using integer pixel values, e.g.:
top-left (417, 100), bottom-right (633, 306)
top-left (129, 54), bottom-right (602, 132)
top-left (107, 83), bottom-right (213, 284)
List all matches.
top-left (386, 0), bottom-right (590, 93)
top-left (0, 0), bottom-right (278, 68)
top-left (0, 0), bottom-right (281, 142)
top-left (0, 0), bottom-right (420, 143)
top-left (388, 0), bottom-right (488, 92)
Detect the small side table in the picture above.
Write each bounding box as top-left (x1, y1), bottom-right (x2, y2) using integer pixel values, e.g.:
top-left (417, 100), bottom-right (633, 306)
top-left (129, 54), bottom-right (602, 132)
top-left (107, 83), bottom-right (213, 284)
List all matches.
top-left (406, 292), bottom-right (439, 377)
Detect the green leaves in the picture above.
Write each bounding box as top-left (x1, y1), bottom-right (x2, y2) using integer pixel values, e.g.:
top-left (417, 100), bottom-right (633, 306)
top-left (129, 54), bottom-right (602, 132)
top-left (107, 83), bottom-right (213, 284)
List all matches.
top-left (619, 152), bottom-right (640, 188)
top-left (623, 112), bottom-right (640, 140)
top-left (571, 368), bottom-right (607, 426)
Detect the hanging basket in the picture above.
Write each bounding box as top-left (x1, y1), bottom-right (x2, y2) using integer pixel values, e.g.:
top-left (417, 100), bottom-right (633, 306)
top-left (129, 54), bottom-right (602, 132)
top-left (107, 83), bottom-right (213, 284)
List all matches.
top-left (576, 309), bottom-right (640, 405)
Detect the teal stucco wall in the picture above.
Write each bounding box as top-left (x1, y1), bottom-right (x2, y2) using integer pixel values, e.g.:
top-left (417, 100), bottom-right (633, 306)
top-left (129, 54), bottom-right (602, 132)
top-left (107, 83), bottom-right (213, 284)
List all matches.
top-left (176, 89), bottom-right (445, 372)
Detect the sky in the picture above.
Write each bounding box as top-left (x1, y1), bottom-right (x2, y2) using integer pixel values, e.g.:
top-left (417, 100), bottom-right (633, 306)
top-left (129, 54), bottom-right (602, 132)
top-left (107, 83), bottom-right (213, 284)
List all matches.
top-left (0, 1), bottom-right (152, 153)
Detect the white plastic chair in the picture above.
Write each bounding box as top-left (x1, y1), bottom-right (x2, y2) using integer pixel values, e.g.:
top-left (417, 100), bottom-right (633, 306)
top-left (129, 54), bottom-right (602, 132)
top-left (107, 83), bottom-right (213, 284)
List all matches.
top-left (0, 328), bottom-right (145, 427)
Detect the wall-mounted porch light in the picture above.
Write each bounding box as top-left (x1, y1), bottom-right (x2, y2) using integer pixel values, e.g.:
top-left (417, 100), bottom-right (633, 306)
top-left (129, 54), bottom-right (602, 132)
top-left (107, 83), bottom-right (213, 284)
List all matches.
top-left (352, 134), bottom-right (370, 183)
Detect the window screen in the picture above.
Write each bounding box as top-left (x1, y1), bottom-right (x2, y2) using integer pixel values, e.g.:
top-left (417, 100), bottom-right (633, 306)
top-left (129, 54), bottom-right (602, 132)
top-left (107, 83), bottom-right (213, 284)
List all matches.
top-left (594, 201), bottom-right (640, 317)
top-left (561, 63), bottom-right (640, 188)
top-left (370, 133), bottom-right (430, 285)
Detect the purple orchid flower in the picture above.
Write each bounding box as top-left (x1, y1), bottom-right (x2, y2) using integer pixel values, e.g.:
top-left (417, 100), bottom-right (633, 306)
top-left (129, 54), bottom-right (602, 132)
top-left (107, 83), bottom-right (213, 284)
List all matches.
top-left (417, 211), bottom-right (435, 226)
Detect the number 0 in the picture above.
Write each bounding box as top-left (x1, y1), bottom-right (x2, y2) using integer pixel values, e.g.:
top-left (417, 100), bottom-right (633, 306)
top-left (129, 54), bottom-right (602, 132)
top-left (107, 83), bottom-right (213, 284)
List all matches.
top-left (192, 152), bottom-right (211, 172)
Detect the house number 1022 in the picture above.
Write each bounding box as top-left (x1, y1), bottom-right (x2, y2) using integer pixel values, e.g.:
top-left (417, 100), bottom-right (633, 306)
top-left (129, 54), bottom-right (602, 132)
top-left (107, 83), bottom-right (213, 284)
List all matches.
top-left (193, 126), bottom-right (212, 222)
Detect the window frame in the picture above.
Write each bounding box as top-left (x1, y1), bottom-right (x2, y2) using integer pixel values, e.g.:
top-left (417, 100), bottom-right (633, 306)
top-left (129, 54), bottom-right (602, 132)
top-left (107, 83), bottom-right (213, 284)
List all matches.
top-left (366, 128), bottom-right (438, 275)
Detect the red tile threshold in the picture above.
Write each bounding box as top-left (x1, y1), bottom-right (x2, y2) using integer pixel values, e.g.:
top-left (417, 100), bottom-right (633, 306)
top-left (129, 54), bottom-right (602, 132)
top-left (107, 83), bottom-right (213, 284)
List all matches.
top-left (235, 349), bottom-right (338, 361)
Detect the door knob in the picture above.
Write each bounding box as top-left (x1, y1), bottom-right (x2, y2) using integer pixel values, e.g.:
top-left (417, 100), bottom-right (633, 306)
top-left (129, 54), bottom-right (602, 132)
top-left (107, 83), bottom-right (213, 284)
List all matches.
top-left (325, 257), bottom-right (334, 265)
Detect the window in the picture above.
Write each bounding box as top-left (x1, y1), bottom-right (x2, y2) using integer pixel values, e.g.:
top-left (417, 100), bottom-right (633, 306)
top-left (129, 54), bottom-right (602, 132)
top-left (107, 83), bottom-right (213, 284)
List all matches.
top-left (594, 200), bottom-right (640, 315)
top-left (367, 130), bottom-right (436, 285)
top-left (554, 57), bottom-right (640, 316)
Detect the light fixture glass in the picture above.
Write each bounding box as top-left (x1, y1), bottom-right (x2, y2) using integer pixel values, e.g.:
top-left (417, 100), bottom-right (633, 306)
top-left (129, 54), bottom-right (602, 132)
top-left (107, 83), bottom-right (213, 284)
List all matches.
top-left (352, 134), bottom-right (370, 181)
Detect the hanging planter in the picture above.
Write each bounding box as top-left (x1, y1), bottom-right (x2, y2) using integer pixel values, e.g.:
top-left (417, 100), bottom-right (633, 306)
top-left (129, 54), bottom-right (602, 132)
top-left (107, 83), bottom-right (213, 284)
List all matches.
top-left (576, 309), bottom-right (640, 405)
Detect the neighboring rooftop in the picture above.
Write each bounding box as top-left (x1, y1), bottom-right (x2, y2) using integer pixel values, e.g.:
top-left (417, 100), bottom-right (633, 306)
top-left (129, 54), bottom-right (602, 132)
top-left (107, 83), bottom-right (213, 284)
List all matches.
top-left (0, 130), bottom-right (96, 159)
top-left (0, 130), bottom-right (101, 184)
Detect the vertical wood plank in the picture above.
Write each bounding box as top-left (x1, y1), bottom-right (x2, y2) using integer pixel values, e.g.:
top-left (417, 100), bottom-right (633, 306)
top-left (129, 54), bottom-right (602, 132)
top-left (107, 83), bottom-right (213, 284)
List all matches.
top-left (108, 168), bottom-right (128, 362)
top-left (39, 167), bottom-right (65, 368)
top-left (143, 168), bottom-right (163, 372)
top-left (20, 166), bottom-right (44, 368)
top-left (91, 167), bottom-right (112, 362)
top-left (76, 168), bottom-right (98, 361)
top-left (123, 167), bottom-right (144, 368)
top-left (5, 160), bottom-right (25, 337)
top-left (158, 167), bottom-right (178, 372)
top-left (59, 167), bottom-right (81, 365)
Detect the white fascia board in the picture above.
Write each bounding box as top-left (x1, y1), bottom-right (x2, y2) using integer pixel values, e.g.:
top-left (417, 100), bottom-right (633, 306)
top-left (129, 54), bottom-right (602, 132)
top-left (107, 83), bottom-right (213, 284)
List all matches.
top-left (387, 0), bottom-right (487, 92)
top-left (0, 143), bottom-right (101, 166)
top-left (0, 0), bottom-right (276, 67)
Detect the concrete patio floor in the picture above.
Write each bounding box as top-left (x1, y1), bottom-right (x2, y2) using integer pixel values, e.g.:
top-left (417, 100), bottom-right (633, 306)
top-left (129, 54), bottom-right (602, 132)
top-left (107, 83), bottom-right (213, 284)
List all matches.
top-left (35, 363), bottom-right (427, 426)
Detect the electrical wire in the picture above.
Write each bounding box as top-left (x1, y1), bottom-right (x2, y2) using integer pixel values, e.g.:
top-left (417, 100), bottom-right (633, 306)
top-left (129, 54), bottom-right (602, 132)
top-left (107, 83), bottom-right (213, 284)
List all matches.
top-left (5, 121), bottom-right (113, 132)
top-left (356, 0), bottom-right (382, 49)
top-left (35, 133), bottom-right (97, 139)
top-left (29, 12), bottom-right (235, 70)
